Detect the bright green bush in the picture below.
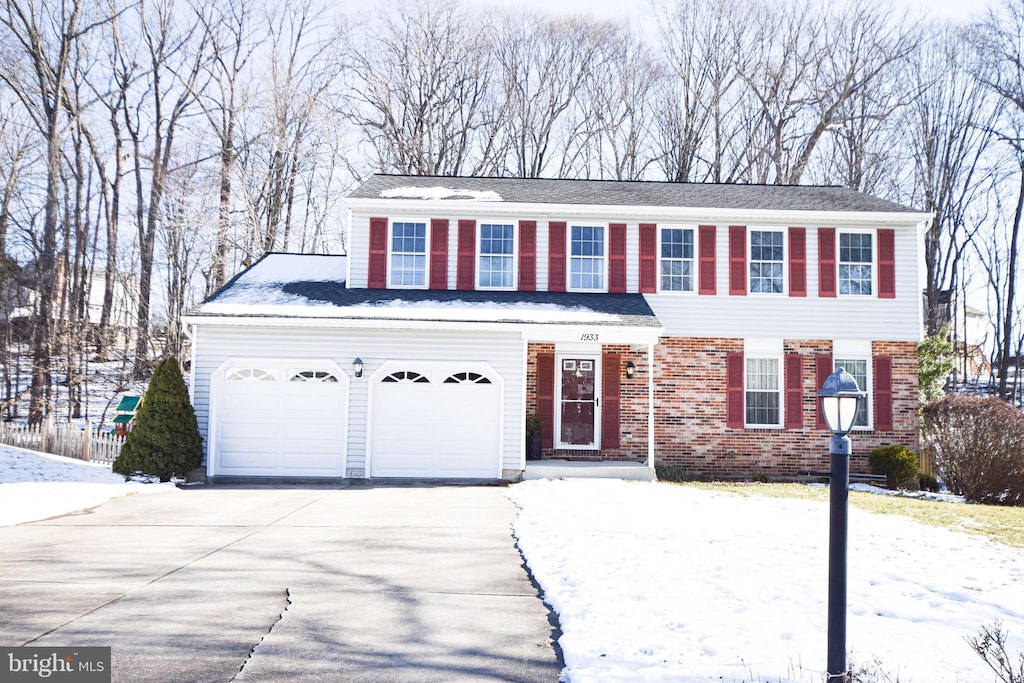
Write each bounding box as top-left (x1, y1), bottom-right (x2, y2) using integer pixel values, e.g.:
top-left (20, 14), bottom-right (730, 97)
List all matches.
top-left (868, 445), bottom-right (919, 490)
top-left (113, 356), bottom-right (203, 482)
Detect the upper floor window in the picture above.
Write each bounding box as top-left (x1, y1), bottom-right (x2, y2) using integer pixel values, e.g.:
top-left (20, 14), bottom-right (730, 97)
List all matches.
top-left (745, 356), bottom-right (782, 427)
top-left (660, 227), bottom-right (695, 292)
top-left (569, 225), bottom-right (605, 291)
top-left (390, 221), bottom-right (427, 287)
top-left (478, 223), bottom-right (515, 289)
top-left (839, 232), bottom-right (873, 296)
top-left (749, 229), bottom-right (784, 294)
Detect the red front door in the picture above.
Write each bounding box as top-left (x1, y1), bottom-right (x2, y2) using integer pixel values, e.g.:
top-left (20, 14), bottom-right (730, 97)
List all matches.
top-left (559, 357), bottom-right (598, 447)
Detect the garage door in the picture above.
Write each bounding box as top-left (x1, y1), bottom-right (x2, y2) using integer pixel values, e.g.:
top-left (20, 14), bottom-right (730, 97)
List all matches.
top-left (370, 365), bottom-right (501, 478)
top-left (213, 362), bottom-right (348, 477)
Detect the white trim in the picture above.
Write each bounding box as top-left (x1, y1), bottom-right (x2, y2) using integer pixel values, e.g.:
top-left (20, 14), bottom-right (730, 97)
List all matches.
top-left (387, 218), bottom-right (430, 289)
top-left (554, 352), bottom-right (601, 450)
top-left (647, 343), bottom-right (655, 470)
top-left (832, 349), bottom-right (874, 431)
top-left (747, 225), bottom-right (788, 297)
top-left (566, 222), bottom-right (609, 293)
top-left (476, 220), bottom-right (518, 291)
top-left (836, 228), bottom-right (878, 299)
top-left (656, 224), bottom-right (698, 295)
top-left (742, 351), bottom-right (784, 430)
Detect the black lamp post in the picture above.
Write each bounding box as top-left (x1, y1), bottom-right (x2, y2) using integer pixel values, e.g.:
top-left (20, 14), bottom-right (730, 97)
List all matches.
top-left (817, 367), bottom-right (866, 682)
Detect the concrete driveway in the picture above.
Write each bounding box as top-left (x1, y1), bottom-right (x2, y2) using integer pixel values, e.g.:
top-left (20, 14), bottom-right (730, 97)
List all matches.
top-left (0, 484), bottom-right (562, 682)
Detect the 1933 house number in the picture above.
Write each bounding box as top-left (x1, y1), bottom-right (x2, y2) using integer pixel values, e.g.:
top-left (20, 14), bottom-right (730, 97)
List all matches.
top-left (580, 333), bottom-right (599, 342)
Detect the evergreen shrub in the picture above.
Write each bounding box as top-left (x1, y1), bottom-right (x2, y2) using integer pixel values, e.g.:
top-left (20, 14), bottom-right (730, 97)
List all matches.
top-left (868, 445), bottom-right (919, 490)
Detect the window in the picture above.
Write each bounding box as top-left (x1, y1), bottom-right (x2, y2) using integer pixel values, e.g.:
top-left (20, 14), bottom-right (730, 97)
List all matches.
top-left (478, 223), bottom-right (515, 289)
top-left (390, 221), bottom-right (427, 287)
top-left (225, 368), bottom-right (275, 382)
top-left (443, 372), bottom-right (492, 384)
top-left (381, 371), bottom-right (429, 383)
top-left (834, 358), bottom-right (870, 428)
top-left (290, 370), bottom-right (339, 383)
top-left (745, 357), bottom-right (781, 426)
top-left (749, 229), bottom-right (784, 294)
top-left (839, 232), bottom-right (873, 295)
top-left (569, 225), bottom-right (605, 290)
top-left (660, 227), bottom-right (695, 292)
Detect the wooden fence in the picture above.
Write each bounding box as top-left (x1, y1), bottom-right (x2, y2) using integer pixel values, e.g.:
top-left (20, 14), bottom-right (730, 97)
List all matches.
top-left (0, 419), bottom-right (125, 464)
top-left (919, 448), bottom-right (937, 479)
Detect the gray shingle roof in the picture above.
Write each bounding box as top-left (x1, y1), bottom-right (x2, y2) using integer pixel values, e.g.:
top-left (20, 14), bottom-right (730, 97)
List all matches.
top-left (348, 174), bottom-right (921, 213)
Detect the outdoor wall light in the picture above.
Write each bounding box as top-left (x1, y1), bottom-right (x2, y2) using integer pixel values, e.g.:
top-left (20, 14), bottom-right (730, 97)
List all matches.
top-left (625, 361), bottom-right (636, 380)
top-left (352, 358), bottom-right (364, 378)
top-left (817, 367), bottom-right (866, 682)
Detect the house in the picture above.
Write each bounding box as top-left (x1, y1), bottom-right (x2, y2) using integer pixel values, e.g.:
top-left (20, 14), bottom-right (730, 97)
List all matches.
top-left (112, 395), bottom-right (143, 436)
top-left (183, 175), bottom-right (929, 482)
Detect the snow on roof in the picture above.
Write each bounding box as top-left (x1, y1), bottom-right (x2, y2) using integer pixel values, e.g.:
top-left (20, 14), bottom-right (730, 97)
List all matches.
top-left (378, 186), bottom-right (502, 202)
top-left (233, 253), bottom-right (346, 285)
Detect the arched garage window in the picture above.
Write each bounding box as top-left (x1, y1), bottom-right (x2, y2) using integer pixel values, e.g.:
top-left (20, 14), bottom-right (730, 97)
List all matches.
top-left (290, 370), bottom-right (339, 383)
top-left (225, 368), bottom-right (276, 382)
top-left (443, 372), bottom-right (492, 384)
top-left (381, 371), bottom-right (430, 383)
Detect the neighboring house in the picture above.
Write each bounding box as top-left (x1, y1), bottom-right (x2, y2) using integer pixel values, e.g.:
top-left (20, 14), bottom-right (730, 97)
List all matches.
top-left (184, 175), bottom-right (929, 482)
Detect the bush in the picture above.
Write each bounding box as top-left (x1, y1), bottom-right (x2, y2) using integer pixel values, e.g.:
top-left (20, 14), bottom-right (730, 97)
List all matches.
top-left (922, 395), bottom-right (1024, 506)
top-left (918, 472), bottom-right (939, 493)
top-left (655, 464), bottom-right (692, 482)
top-left (868, 445), bottom-right (919, 490)
top-left (113, 356), bottom-right (204, 482)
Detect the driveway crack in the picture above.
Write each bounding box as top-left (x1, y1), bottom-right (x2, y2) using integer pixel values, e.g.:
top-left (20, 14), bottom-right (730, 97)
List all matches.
top-left (233, 587), bottom-right (291, 680)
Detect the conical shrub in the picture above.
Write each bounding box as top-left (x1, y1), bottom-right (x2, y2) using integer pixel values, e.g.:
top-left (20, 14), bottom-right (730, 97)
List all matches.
top-left (113, 356), bottom-right (204, 482)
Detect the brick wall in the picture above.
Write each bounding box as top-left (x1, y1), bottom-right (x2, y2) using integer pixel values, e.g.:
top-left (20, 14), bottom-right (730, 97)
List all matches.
top-left (524, 337), bottom-right (919, 478)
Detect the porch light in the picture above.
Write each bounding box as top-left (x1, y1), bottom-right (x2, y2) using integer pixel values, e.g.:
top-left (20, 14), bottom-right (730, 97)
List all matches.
top-left (353, 358), bottom-right (364, 378)
top-left (625, 361), bottom-right (636, 380)
top-left (817, 367), bottom-right (866, 681)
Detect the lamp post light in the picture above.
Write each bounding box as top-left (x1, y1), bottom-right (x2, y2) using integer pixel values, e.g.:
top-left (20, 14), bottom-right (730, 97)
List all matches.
top-left (818, 367), bottom-right (866, 682)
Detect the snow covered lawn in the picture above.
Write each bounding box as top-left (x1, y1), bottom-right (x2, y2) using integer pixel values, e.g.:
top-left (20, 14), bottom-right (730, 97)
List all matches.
top-left (508, 479), bottom-right (1024, 682)
top-left (0, 445), bottom-right (176, 526)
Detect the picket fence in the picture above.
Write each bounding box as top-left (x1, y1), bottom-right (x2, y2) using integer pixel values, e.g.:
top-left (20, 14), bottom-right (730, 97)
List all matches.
top-left (0, 418), bottom-right (125, 464)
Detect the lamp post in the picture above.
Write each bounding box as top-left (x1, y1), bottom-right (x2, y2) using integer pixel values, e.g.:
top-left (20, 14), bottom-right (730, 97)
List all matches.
top-left (817, 367), bottom-right (866, 682)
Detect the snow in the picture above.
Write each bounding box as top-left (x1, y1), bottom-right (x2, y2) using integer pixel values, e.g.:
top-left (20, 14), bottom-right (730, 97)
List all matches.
top-left (507, 479), bottom-right (1024, 682)
top-left (378, 186), bottom-right (502, 201)
top-left (232, 253), bottom-right (346, 285)
top-left (0, 445), bottom-right (176, 526)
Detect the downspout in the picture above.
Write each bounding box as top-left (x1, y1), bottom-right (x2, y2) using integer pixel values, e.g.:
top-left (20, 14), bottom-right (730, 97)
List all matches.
top-left (647, 342), bottom-right (655, 471)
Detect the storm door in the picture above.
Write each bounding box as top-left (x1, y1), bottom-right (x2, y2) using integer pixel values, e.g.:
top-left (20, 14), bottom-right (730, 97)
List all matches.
top-left (558, 356), bottom-right (600, 449)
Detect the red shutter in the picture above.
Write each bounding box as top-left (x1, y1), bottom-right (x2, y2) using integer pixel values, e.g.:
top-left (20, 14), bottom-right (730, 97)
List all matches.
top-left (818, 228), bottom-right (836, 297)
top-left (874, 355), bottom-right (893, 430)
top-left (785, 353), bottom-right (803, 429)
top-left (537, 353), bottom-right (555, 449)
top-left (639, 223), bottom-right (657, 293)
top-left (878, 229), bottom-right (895, 298)
top-left (368, 217), bottom-right (388, 289)
top-left (548, 222), bottom-right (566, 292)
top-left (816, 354), bottom-right (833, 429)
top-left (609, 223), bottom-right (627, 293)
top-left (456, 219), bottom-right (475, 290)
top-left (699, 225), bottom-right (716, 295)
top-left (729, 226), bottom-right (746, 295)
top-left (602, 353), bottom-right (621, 449)
top-left (789, 227), bottom-right (806, 297)
top-left (519, 220), bottom-right (537, 291)
top-left (429, 219), bottom-right (448, 290)
top-left (726, 352), bottom-right (744, 428)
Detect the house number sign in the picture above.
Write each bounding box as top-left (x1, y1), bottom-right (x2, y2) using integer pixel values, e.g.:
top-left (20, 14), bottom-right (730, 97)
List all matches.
top-left (580, 333), bottom-right (600, 342)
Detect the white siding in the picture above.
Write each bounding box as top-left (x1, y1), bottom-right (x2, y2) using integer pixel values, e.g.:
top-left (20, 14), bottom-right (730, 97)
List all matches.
top-left (537, 221), bottom-right (550, 292)
top-left (348, 214), bottom-right (371, 288)
top-left (647, 225), bottom-right (922, 342)
top-left (626, 223), bottom-right (639, 293)
top-left (191, 325), bottom-right (525, 477)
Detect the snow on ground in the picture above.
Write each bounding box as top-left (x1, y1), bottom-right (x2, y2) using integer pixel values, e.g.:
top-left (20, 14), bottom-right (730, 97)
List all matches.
top-left (508, 479), bottom-right (1024, 683)
top-left (0, 445), bottom-right (176, 526)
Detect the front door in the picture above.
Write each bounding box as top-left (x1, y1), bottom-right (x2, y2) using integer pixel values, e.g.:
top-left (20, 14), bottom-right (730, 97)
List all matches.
top-left (558, 356), bottom-right (600, 448)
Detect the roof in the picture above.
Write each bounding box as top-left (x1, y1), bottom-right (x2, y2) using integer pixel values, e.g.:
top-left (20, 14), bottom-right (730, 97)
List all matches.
top-left (112, 414), bottom-right (136, 424)
top-left (115, 395), bottom-right (142, 412)
top-left (348, 174), bottom-right (921, 214)
top-left (194, 253), bottom-right (658, 328)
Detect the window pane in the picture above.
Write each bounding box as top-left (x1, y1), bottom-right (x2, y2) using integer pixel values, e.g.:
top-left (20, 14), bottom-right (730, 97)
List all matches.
top-left (749, 230), bottom-right (784, 293)
top-left (570, 226), bottom-right (605, 290)
top-left (391, 222), bottom-right (427, 286)
top-left (479, 224), bottom-right (514, 288)
top-left (745, 357), bottom-right (780, 425)
top-left (835, 358), bottom-right (869, 427)
top-left (839, 233), bottom-right (873, 296)
top-left (659, 228), bottom-right (695, 292)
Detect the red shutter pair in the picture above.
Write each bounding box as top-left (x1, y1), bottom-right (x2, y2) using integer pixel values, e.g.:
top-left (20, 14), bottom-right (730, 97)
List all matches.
top-left (638, 224), bottom-right (717, 294)
top-left (725, 352), bottom-right (809, 429)
top-left (535, 353), bottom-right (621, 450)
top-left (814, 354), bottom-right (893, 430)
top-left (818, 228), bottom-right (895, 298)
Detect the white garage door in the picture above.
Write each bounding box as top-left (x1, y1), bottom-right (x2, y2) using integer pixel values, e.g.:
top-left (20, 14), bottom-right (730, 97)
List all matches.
top-left (213, 363), bottom-right (347, 477)
top-left (370, 365), bottom-right (502, 478)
